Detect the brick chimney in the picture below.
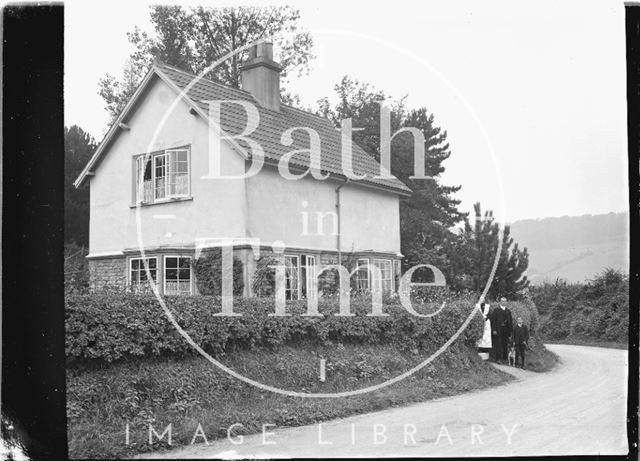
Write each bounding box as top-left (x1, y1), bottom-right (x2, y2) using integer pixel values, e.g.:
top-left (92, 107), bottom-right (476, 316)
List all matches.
top-left (239, 42), bottom-right (282, 111)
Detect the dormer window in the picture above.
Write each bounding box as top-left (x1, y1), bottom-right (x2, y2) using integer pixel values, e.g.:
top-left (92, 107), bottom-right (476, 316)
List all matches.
top-left (135, 147), bottom-right (190, 204)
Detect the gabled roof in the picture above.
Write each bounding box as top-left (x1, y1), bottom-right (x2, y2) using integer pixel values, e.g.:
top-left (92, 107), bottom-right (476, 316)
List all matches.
top-left (75, 62), bottom-right (412, 195)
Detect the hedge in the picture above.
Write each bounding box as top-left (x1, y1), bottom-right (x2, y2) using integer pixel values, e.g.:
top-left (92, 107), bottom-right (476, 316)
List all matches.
top-left (503, 298), bottom-right (544, 351)
top-left (531, 269), bottom-right (629, 343)
top-left (65, 291), bottom-right (485, 364)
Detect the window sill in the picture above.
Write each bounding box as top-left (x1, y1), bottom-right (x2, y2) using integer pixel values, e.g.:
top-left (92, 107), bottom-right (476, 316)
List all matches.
top-left (130, 196), bottom-right (193, 208)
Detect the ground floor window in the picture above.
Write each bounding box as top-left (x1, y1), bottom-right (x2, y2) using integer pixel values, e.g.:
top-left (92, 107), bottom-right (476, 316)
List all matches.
top-left (372, 258), bottom-right (393, 292)
top-left (300, 255), bottom-right (317, 299)
top-left (284, 255), bottom-right (300, 300)
top-left (356, 258), bottom-right (370, 292)
top-left (129, 257), bottom-right (158, 292)
top-left (164, 256), bottom-right (192, 295)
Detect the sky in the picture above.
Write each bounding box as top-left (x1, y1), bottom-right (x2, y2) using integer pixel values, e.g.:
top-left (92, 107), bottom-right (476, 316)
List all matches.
top-left (64, 0), bottom-right (629, 224)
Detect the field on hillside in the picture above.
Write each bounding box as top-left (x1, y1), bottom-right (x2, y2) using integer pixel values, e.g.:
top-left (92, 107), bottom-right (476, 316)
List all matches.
top-left (509, 212), bottom-right (628, 284)
top-left (526, 239), bottom-right (628, 284)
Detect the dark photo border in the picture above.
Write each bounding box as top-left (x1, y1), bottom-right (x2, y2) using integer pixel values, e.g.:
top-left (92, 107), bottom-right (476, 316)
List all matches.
top-left (2, 4), bottom-right (67, 460)
top-left (625, 3), bottom-right (640, 459)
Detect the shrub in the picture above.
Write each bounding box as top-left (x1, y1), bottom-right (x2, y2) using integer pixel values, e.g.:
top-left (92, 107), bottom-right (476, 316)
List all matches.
top-left (193, 248), bottom-right (244, 296)
top-left (401, 285), bottom-right (449, 304)
top-left (65, 291), bottom-right (488, 365)
top-left (317, 267), bottom-right (341, 296)
top-left (251, 256), bottom-right (279, 297)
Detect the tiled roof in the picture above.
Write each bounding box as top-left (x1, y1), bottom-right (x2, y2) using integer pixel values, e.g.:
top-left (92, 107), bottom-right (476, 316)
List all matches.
top-left (156, 63), bottom-right (411, 195)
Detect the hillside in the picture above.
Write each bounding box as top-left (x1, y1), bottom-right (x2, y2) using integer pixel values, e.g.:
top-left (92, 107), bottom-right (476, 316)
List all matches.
top-left (509, 212), bottom-right (629, 284)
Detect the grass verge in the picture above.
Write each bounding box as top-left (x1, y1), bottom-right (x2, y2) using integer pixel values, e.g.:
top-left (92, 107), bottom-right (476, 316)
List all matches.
top-left (522, 346), bottom-right (560, 373)
top-left (68, 342), bottom-right (512, 459)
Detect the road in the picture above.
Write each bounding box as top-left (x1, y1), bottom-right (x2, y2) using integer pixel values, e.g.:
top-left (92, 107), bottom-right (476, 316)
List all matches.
top-left (138, 344), bottom-right (629, 458)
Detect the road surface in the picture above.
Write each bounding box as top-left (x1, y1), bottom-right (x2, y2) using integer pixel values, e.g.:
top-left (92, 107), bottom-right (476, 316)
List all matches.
top-left (138, 344), bottom-right (629, 458)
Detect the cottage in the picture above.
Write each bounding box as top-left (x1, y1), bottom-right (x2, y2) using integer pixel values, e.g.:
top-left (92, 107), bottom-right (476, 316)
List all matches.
top-left (74, 42), bottom-right (411, 297)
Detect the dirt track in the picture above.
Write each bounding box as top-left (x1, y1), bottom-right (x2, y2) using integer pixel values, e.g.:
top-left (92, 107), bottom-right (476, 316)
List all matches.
top-left (138, 344), bottom-right (629, 458)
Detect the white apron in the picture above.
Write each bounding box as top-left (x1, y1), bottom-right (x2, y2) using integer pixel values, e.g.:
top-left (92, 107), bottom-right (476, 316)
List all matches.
top-left (477, 303), bottom-right (492, 350)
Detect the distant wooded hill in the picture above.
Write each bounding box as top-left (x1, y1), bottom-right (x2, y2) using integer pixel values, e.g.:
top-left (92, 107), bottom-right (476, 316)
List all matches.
top-left (509, 212), bottom-right (629, 284)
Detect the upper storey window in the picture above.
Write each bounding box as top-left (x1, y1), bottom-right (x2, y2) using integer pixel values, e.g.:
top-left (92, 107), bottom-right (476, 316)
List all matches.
top-left (135, 147), bottom-right (190, 204)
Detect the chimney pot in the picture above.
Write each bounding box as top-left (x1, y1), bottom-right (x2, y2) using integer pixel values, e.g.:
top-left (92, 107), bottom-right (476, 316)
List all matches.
top-left (256, 42), bottom-right (273, 60)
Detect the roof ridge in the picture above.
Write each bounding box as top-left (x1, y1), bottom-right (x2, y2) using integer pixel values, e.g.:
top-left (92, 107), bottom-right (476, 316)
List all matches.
top-left (155, 61), bottom-right (342, 126)
top-left (154, 61), bottom-right (253, 96)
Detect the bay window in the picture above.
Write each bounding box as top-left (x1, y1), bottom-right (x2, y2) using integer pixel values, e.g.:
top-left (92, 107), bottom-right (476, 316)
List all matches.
top-left (372, 258), bottom-right (393, 292)
top-left (284, 255), bottom-right (300, 300)
top-left (164, 256), bottom-right (192, 295)
top-left (300, 255), bottom-right (317, 299)
top-left (356, 258), bottom-right (370, 291)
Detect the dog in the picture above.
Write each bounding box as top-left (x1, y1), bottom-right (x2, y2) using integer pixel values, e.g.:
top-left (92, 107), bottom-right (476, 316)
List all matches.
top-left (507, 346), bottom-right (517, 367)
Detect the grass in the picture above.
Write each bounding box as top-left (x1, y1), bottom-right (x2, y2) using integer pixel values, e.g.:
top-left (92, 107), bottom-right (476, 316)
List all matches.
top-left (481, 343), bottom-right (560, 373)
top-left (522, 346), bottom-right (560, 373)
top-left (67, 341), bottom-right (514, 459)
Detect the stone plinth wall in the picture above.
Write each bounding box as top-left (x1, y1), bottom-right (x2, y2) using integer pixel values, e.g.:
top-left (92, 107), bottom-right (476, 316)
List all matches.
top-left (88, 257), bottom-right (127, 290)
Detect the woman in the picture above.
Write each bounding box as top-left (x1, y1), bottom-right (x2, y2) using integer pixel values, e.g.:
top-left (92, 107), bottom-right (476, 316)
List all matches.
top-left (476, 299), bottom-right (492, 359)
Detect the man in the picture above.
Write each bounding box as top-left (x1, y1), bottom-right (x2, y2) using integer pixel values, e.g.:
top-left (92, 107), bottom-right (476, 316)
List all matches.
top-left (512, 316), bottom-right (530, 368)
top-left (488, 297), bottom-right (513, 363)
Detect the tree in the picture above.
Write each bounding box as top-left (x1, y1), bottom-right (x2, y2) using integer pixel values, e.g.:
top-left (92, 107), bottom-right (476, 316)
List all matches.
top-left (65, 243), bottom-right (89, 291)
top-left (317, 76), bottom-right (467, 280)
top-left (462, 202), bottom-right (530, 299)
top-left (65, 125), bottom-right (97, 246)
top-left (99, 5), bottom-right (314, 121)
